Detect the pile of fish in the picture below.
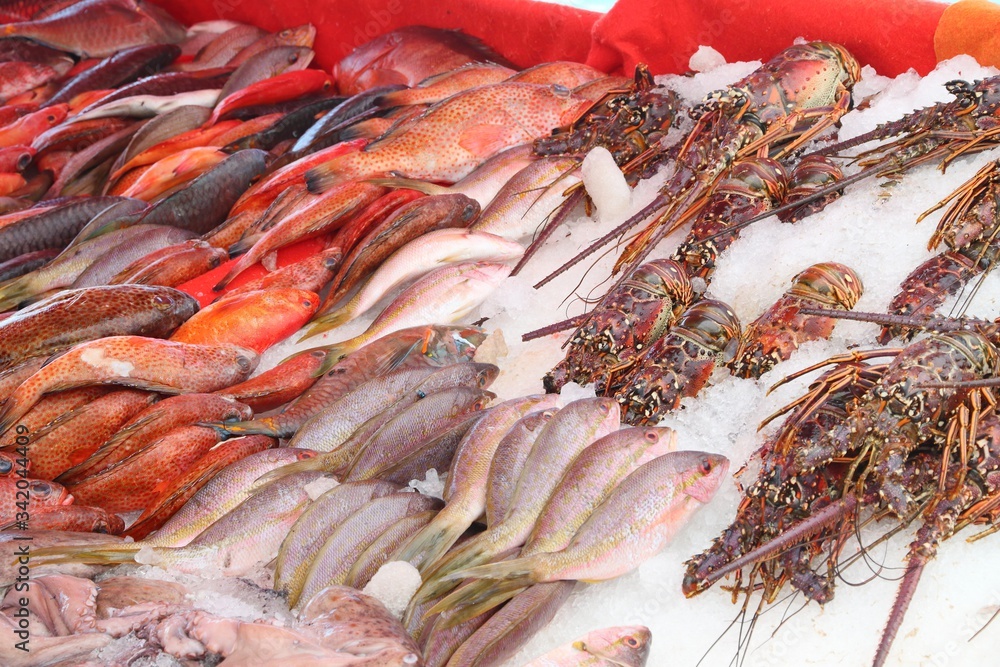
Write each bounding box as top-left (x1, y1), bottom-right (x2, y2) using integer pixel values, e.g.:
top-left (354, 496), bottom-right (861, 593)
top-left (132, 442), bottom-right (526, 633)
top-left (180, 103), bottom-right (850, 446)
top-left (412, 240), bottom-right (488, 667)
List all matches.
top-left (0, 1), bottom-right (737, 665)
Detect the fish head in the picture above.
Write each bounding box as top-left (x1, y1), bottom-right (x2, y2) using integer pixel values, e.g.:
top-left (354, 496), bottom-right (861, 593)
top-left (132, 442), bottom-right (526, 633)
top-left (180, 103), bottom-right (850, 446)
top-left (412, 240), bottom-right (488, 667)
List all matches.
top-left (676, 452), bottom-right (730, 504)
top-left (574, 625), bottom-right (652, 666)
top-left (467, 261), bottom-right (513, 286)
top-left (470, 362), bottom-right (501, 389)
top-left (276, 24), bottom-right (317, 49)
top-left (429, 325), bottom-right (488, 362)
top-left (152, 287), bottom-right (201, 320)
top-left (94, 512), bottom-right (126, 534)
top-left (29, 480), bottom-right (72, 506)
top-left (636, 426), bottom-right (678, 463)
top-left (0, 452), bottom-right (18, 477)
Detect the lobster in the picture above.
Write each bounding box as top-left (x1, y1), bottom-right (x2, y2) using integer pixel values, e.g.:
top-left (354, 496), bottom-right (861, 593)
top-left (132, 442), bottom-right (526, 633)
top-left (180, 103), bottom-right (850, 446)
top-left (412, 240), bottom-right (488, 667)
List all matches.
top-left (542, 259), bottom-right (693, 394)
top-left (608, 298), bottom-right (741, 425)
top-left (730, 262), bottom-right (864, 379)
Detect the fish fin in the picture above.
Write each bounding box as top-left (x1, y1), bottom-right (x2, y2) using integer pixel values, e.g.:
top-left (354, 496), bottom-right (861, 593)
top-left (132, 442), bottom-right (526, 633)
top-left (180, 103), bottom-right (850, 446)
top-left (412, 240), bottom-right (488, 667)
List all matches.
top-left (30, 543), bottom-right (141, 565)
top-left (458, 124), bottom-right (519, 157)
top-left (202, 419), bottom-right (277, 438)
top-left (251, 456), bottom-right (327, 489)
top-left (393, 514), bottom-right (464, 574)
top-left (365, 176), bottom-right (449, 196)
top-left (442, 555), bottom-right (541, 583)
top-left (213, 256), bottom-right (252, 291)
top-left (429, 580), bottom-right (527, 629)
top-left (0, 276), bottom-right (33, 312)
top-left (227, 235), bottom-right (255, 256)
top-left (300, 312), bottom-right (350, 339)
top-left (305, 163), bottom-right (338, 194)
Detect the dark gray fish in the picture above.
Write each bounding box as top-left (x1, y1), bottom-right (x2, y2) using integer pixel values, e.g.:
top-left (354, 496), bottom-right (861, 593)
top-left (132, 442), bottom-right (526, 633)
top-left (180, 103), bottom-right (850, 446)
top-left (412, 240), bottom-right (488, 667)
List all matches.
top-left (0, 197), bottom-right (128, 263)
top-left (106, 105), bottom-right (211, 186)
top-left (290, 84), bottom-right (405, 154)
top-left (217, 45), bottom-right (312, 101)
top-left (0, 249), bottom-right (58, 283)
top-left (75, 69), bottom-right (230, 117)
top-left (223, 96), bottom-right (345, 152)
top-left (134, 149), bottom-right (267, 234)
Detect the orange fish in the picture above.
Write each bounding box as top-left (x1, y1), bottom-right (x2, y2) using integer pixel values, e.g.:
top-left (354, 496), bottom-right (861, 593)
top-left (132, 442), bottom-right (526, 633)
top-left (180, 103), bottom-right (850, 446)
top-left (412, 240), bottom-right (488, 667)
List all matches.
top-left (0, 104), bottom-right (67, 148)
top-left (110, 119), bottom-right (241, 178)
top-left (304, 83), bottom-right (592, 192)
top-left (507, 61), bottom-right (606, 88)
top-left (7, 504), bottom-right (124, 533)
top-left (0, 386), bottom-right (109, 448)
top-left (373, 63), bottom-right (516, 108)
top-left (0, 337), bottom-right (257, 434)
top-left (214, 347), bottom-right (327, 413)
top-left (170, 289), bottom-right (319, 352)
top-left (212, 112), bottom-right (283, 146)
top-left (0, 173), bottom-right (26, 197)
top-left (119, 146), bottom-right (227, 201)
top-left (223, 246), bottom-right (341, 299)
top-left (0, 477), bottom-right (72, 525)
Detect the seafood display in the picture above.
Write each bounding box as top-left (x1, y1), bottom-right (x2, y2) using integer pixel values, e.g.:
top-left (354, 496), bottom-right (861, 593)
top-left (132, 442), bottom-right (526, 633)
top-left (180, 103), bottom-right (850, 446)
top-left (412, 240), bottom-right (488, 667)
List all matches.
top-left (0, 1), bottom-right (999, 666)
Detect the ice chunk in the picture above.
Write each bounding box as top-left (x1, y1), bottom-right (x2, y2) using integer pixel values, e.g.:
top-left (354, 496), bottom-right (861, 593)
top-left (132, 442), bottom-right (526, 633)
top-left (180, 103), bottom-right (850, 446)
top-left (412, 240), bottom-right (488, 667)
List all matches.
top-left (582, 147), bottom-right (631, 223)
top-left (304, 476), bottom-right (339, 501)
top-left (473, 328), bottom-right (509, 365)
top-left (363, 561), bottom-right (423, 618)
top-left (409, 468), bottom-right (445, 499)
top-left (559, 382), bottom-right (596, 406)
top-left (689, 45), bottom-right (726, 73)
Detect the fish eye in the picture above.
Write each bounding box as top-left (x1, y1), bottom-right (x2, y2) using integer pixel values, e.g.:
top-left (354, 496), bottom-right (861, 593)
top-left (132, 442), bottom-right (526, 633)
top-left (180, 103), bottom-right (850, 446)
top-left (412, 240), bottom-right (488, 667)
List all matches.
top-left (237, 355), bottom-right (252, 370)
top-left (289, 54), bottom-right (300, 63)
top-left (31, 481), bottom-right (52, 496)
top-left (0, 459), bottom-right (11, 474)
top-left (302, 299), bottom-right (313, 308)
top-left (626, 637), bottom-right (640, 647)
top-left (699, 458), bottom-right (713, 474)
top-left (46, 115), bottom-right (57, 123)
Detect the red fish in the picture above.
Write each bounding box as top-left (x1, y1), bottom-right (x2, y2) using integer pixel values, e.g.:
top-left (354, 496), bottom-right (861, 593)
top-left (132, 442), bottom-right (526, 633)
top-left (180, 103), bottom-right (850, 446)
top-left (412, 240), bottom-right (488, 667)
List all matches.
top-left (223, 246), bottom-right (341, 298)
top-left (205, 69), bottom-right (331, 128)
top-left (214, 348), bottom-right (328, 413)
top-left (304, 83), bottom-right (592, 192)
top-left (4, 503), bottom-right (124, 533)
top-left (170, 289), bottom-right (319, 352)
top-left (0, 477), bottom-right (72, 524)
top-left (0, 146), bottom-right (34, 173)
top-left (0, 104), bottom-right (67, 148)
top-left (118, 146), bottom-right (227, 201)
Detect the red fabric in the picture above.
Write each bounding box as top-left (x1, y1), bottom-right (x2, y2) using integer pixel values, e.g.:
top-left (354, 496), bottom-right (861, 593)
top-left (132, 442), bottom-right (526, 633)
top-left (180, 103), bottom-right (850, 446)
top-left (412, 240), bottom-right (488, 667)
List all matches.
top-left (154, 0), bottom-right (948, 78)
top-left (587, 0), bottom-right (946, 77)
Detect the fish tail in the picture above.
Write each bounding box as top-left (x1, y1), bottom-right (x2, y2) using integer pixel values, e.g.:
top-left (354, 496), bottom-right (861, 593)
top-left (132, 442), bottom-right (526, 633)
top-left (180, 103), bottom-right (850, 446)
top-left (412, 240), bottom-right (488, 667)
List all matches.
top-left (428, 579), bottom-right (528, 629)
top-left (364, 177), bottom-right (450, 196)
top-left (226, 235), bottom-right (255, 257)
top-left (443, 555), bottom-right (541, 584)
top-left (301, 310), bottom-right (352, 339)
top-left (31, 543), bottom-right (142, 565)
top-left (304, 163), bottom-right (339, 194)
top-left (0, 276), bottom-right (33, 312)
top-left (394, 510), bottom-right (466, 574)
top-left (0, 390), bottom-right (28, 435)
top-left (212, 255), bottom-right (253, 291)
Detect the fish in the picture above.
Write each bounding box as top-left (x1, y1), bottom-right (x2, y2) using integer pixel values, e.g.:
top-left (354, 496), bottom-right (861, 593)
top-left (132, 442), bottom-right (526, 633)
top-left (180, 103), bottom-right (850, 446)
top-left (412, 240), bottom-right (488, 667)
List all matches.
top-left (0, 478), bottom-right (72, 524)
top-left (132, 148), bottom-right (267, 234)
top-left (0, 530), bottom-right (125, 587)
top-left (212, 347), bottom-right (326, 412)
top-left (373, 63), bottom-right (517, 108)
top-left (470, 156), bottom-right (582, 241)
top-left (433, 451), bottom-right (729, 624)
top-left (274, 479), bottom-right (399, 606)
top-left (71, 224), bottom-right (195, 287)
top-left (118, 146), bottom-right (227, 201)
top-left (297, 492), bottom-right (443, 608)
top-left (0, 0), bottom-right (186, 58)
top-left (59, 392), bottom-right (252, 484)
top-left (222, 246), bottom-right (340, 298)
top-left (107, 105), bottom-right (211, 183)
top-left (0, 284), bottom-right (198, 372)
top-left (46, 120), bottom-right (146, 198)
top-left (224, 95), bottom-right (345, 152)
top-left (0, 224), bottom-right (183, 310)
top-left (303, 83), bottom-right (593, 192)
top-left (124, 433), bottom-right (275, 540)
top-left (0, 336), bottom-right (257, 433)
top-left (375, 410), bottom-right (484, 486)
top-left (0, 451), bottom-right (24, 477)
top-left (507, 61), bottom-right (606, 88)
top-left (45, 44), bottom-right (181, 108)
top-left (0, 196), bottom-right (126, 262)
top-left (0, 145), bottom-right (34, 173)
top-left (219, 324), bottom-right (486, 438)
top-left (73, 68), bottom-right (230, 119)
top-left (215, 178), bottom-right (384, 289)
top-left (0, 58), bottom-right (73, 103)
top-left (181, 23), bottom-right (266, 70)
top-left (345, 509), bottom-right (436, 589)
top-left (321, 192), bottom-right (477, 312)
top-left (486, 409), bottom-right (557, 527)
top-left (271, 363), bottom-right (499, 480)
top-left (108, 238), bottom-right (227, 286)
top-left (67, 424), bottom-right (224, 512)
top-left (6, 504), bottom-right (125, 533)
top-left (303, 261), bottom-right (511, 348)
top-left (403, 398), bottom-right (620, 619)
top-left (521, 626), bottom-right (652, 667)
top-left (0, 386), bottom-right (108, 448)
top-left (68, 88), bottom-right (221, 122)
top-left (169, 289), bottom-right (318, 352)
top-left (19, 388), bottom-right (155, 480)
top-left (396, 394), bottom-right (560, 572)
top-left (205, 68), bottom-right (330, 127)
top-left (443, 581), bottom-right (576, 667)
top-left (229, 24), bottom-right (316, 67)
top-left (343, 386), bottom-right (495, 481)
top-left (334, 26), bottom-right (512, 96)
top-left (317, 229), bottom-right (523, 332)
top-left (217, 45), bottom-right (313, 101)
top-left (34, 471), bottom-right (329, 576)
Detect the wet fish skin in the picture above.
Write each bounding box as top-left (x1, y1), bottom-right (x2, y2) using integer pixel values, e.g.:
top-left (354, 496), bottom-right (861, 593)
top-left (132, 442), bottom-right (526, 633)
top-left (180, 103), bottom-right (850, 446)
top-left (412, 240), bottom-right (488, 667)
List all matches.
top-left (344, 386), bottom-right (495, 482)
top-left (224, 95), bottom-right (343, 152)
top-left (213, 348), bottom-right (326, 413)
top-left (345, 509), bottom-right (436, 589)
top-left (108, 238), bottom-right (226, 287)
top-left (107, 105), bottom-right (211, 186)
top-left (274, 478), bottom-right (398, 606)
top-left (0, 478), bottom-right (71, 524)
top-left (375, 410), bottom-right (483, 486)
top-left (507, 61), bottom-right (605, 88)
top-left (217, 45), bottom-right (313, 102)
top-left (0, 385), bottom-right (108, 448)
top-left (71, 224), bottom-right (194, 287)
top-left (297, 491), bottom-right (443, 607)
top-left (75, 69), bottom-right (230, 119)
top-left (396, 394), bottom-right (559, 572)
top-left (0, 196), bottom-right (128, 263)
top-left (374, 63), bottom-right (517, 108)
top-left (0, 336), bottom-right (257, 433)
top-left (45, 44), bottom-right (181, 108)
top-left (486, 409), bottom-right (557, 527)
top-left (134, 148), bottom-right (267, 234)
top-left (0, 0), bottom-right (187, 58)
top-left (8, 504), bottom-right (125, 534)
top-left (222, 246), bottom-right (340, 298)
top-left (0, 284), bottom-right (198, 372)
top-left (58, 392), bottom-right (252, 485)
top-left (318, 228), bottom-right (522, 331)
